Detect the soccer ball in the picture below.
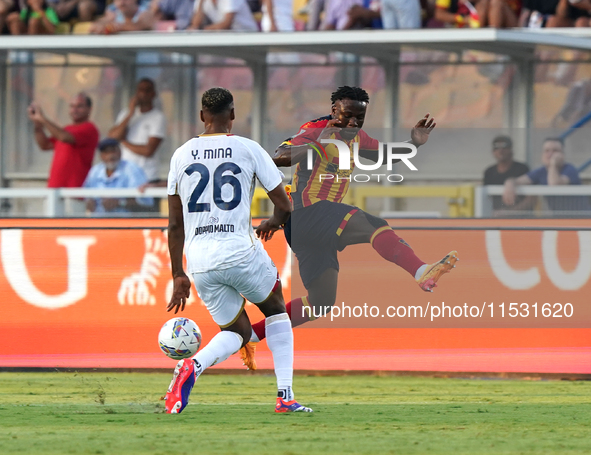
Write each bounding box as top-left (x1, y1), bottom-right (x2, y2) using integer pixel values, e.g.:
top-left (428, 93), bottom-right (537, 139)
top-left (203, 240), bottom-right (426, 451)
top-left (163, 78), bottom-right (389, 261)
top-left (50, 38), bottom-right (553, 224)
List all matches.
top-left (158, 317), bottom-right (202, 360)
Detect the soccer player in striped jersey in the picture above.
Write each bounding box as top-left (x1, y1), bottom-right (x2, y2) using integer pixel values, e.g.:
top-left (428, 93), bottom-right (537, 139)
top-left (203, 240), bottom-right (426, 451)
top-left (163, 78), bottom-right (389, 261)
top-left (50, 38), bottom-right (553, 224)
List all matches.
top-left (240, 86), bottom-right (458, 370)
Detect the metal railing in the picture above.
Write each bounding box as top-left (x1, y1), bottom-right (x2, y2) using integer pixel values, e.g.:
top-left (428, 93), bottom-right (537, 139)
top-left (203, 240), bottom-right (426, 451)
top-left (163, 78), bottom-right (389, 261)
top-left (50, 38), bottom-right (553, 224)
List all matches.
top-left (3, 185), bottom-right (588, 219)
top-left (475, 185), bottom-right (591, 218)
top-left (0, 188), bottom-right (169, 217)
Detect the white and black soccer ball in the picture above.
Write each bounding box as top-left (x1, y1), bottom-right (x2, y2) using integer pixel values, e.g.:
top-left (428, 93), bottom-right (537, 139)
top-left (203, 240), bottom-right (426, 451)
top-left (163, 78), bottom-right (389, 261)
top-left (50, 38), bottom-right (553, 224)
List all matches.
top-left (158, 317), bottom-right (202, 360)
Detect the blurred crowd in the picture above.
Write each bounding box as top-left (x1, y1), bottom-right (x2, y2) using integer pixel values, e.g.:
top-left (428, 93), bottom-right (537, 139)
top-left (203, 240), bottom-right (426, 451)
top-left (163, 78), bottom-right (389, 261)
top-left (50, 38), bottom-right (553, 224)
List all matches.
top-left (2, 0), bottom-right (591, 36)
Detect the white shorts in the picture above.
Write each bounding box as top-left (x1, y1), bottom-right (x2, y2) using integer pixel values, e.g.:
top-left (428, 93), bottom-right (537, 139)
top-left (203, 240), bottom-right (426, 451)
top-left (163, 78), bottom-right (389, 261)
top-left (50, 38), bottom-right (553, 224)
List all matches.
top-left (192, 243), bottom-right (279, 328)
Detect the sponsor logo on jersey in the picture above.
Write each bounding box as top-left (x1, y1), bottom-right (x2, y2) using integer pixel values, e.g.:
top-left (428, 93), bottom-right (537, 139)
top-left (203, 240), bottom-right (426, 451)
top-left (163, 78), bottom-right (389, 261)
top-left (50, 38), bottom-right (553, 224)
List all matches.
top-left (195, 224), bottom-right (235, 236)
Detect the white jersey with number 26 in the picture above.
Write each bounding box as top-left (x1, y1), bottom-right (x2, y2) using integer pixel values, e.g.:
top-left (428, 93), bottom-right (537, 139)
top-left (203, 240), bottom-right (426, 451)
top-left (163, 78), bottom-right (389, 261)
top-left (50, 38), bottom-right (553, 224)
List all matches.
top-left (167, 133), bottom-right (282, 274)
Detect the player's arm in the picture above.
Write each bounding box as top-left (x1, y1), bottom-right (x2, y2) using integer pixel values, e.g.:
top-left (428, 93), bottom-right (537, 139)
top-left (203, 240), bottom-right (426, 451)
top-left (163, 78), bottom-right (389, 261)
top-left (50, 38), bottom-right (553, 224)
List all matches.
top-left (256, 183), bottom-right (292, 242)
top-left (274, 119), bottom-right (341, 167)
top-left (273, 143), bottom-right (309, 167)
top-left (359, 114), bottom-right (435, 161)
top-left (167, 194), bottom-right (191, 314)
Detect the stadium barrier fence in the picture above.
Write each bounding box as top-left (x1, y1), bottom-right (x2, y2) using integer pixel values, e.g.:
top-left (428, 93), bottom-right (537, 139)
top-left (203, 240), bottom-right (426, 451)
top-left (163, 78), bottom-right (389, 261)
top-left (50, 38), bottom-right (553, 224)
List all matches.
top-left (0, 218), bottom-right (589, 374)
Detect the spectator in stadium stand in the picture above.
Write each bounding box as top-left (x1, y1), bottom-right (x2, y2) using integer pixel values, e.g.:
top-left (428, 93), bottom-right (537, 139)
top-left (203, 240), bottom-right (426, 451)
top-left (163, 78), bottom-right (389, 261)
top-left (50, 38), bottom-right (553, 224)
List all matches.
top-left (0, 0), bottom-right (17, 34)
top-left (519, 0), bottom-right (563, 27)
top-left (434, 0), bottom-right (480, 27)
top-left (503, 137), bottom-right (591, 214)
top-left (6, 0), bottom-right (58, 34)
top-left (557, 0), bottom-right (591, 26)
top-left (381, 0), bottom-right (421, 28)
top-left (28, 93), bottom-right (99, 188)
top-left (483, 135), bottom-right (533, 215)
top-left (108, 78), bottom-right (167, 186)
top-left (476, 0), bottom-right (521, 27)
top-left (50, 0), bottom-right (105, 23)
top-left (342, 0), bottom-right (384, 29)
top-left (190, 0), bottom-right (258, 30)
top-left (261, 0), bottom-right (294, 31)
top-left (83, 138), bottom-right (153, 215)
top-left (305, 0), bottom-right (324, 29)
top-left (90, 0), bottom-right (154, 33)
top-left (150, 0), bottom-right (193, 30)
top-left (321, 0), bottom-right (364, 29)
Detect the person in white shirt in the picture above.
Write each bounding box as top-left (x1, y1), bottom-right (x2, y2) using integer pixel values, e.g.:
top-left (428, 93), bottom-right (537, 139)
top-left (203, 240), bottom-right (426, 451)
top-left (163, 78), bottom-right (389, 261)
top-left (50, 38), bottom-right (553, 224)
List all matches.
top-left (108, 78), bottom-right (167, 183)
top-left (163, 87), bottom-right (312, 414)
top-left (261, 0), bottom-right (294, 31)
top-left (190, 0), bottom-right (258, 30)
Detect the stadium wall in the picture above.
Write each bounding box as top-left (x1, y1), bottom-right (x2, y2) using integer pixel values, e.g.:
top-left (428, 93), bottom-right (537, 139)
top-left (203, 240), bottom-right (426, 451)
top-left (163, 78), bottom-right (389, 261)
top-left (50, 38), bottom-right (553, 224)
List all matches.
top-left (0, 218), bottom-right (589, 374)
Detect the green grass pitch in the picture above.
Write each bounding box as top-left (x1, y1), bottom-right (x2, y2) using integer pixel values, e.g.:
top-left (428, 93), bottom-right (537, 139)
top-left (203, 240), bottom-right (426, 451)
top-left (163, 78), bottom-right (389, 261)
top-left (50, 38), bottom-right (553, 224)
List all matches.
top-left (0, 371), bottom-right (590, 454)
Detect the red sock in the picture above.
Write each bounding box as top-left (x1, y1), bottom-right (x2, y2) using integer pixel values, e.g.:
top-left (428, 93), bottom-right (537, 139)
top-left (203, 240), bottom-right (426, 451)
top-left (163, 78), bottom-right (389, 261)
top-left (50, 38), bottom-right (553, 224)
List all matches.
top-left (251, 297), bottom-right (312, 342)
top-left (371, 226), bottom-right (425, 277)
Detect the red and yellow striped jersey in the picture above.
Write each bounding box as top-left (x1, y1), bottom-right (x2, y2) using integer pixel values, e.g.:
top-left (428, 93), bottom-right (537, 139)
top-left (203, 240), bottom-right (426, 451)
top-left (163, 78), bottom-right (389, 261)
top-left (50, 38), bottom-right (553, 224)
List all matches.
top-left (283, 116), bottom-right (379, 210)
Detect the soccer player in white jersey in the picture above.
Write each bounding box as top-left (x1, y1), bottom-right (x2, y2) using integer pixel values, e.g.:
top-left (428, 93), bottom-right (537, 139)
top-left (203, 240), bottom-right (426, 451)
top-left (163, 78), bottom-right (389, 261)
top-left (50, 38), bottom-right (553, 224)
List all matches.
top-left (164, 87), bottom-right (312, 414)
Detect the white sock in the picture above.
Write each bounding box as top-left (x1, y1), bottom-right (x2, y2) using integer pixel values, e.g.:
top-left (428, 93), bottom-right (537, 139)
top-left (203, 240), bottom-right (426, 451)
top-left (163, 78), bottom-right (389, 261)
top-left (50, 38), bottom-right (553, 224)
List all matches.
top-left (414, 264), bottom-right (427, 281)
top-left (250, 328), bottom-right (260, 343)
top-left (192, 331), bottom-right (243, 376)
top-left (265, 313), bottom-right (294, 400)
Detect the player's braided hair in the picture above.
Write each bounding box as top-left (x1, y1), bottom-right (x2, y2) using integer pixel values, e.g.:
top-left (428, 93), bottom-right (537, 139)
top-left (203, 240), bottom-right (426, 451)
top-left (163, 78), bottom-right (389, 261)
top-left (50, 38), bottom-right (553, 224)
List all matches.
top-left (202, 87), bottom-right (234, 115)
top-left (330, 86), bottom-right (370, 104)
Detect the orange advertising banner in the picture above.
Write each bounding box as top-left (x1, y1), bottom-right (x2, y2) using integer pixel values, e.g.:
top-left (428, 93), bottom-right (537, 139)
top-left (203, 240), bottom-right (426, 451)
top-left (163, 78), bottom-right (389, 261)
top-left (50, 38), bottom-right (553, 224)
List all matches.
top-left (0, 218), bottom-right (589, 374)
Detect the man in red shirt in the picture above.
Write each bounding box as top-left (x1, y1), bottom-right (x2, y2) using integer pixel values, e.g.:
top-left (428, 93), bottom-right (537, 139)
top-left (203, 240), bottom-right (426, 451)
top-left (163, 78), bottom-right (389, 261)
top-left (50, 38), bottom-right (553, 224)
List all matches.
top-left (28, 93), bottom-right (99, 188)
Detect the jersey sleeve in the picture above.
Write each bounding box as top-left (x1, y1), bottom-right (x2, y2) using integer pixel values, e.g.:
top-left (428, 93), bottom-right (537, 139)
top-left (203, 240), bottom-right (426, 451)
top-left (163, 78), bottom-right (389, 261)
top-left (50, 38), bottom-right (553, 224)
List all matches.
top-left (250, 142), bottom-right (282, 192)
top-left (283, 122), bottom-right (323, 147)
top-left (358, 129), bottom-right (379, 151)
top-left (167, 153), bottom-right (179, 196)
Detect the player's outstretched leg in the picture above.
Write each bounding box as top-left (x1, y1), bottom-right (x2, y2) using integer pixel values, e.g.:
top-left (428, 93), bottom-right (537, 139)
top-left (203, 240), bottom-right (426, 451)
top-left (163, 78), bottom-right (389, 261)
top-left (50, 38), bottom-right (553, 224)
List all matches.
top-left (165, 330), bottom-right (243, 414)
top-left (416, 250), bottom-right (459, 292)
top-left (340, 211), bottom-right (458, 293)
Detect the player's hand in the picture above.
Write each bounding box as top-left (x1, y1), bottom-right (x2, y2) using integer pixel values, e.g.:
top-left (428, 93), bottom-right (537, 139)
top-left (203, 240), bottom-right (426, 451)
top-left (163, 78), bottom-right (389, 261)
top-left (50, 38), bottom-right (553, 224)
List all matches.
top-left (410, 114), bottom-right (436, 147)
top-left (167, 274), bottom-right (191, 314)
top-left (317, 118), bottom-right (341, 141)
top-left (256, 218), bottom-right (281, 242)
